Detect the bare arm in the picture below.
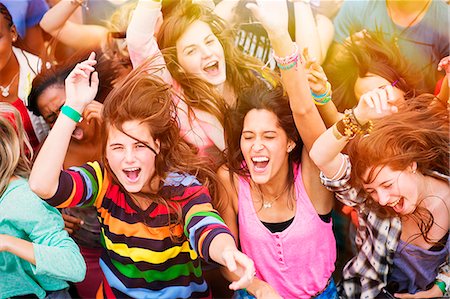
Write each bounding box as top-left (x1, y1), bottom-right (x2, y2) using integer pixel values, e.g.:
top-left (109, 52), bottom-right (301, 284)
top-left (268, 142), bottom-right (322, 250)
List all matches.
top-left (310, 86), bottom-right (399, 178)
top-left (126, 0), bottom-right (172, 84)
top-left (247, 1), bottom-right (326, 152)
top-left (0, 234), bottom-right (35, 264)
top-left (29, 53), bottom-right (99, 198)
top-left (292, 1), bottom-right (334, 64)
top-left (216, 166), bottom-right (282, 298)
top-left (40, 0), bottom-right (107, 49)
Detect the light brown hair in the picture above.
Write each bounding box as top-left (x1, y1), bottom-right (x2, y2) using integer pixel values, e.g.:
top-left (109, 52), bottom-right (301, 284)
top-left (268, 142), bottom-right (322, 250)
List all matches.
top-left (0, 103), bottom-right (33, 196)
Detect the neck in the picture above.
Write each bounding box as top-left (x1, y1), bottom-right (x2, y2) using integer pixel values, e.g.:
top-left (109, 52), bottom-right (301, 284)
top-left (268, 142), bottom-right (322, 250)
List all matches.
top-left (419, 174), bottom-right (450, 207)
top-left (217, 81), bottom-right (236, 107)
top-left (257, 159), bottom-right (290, 198)
top-left (387, 0), bottom-right (430, 14)
top-left (0, 50), bottom-right (19, 85)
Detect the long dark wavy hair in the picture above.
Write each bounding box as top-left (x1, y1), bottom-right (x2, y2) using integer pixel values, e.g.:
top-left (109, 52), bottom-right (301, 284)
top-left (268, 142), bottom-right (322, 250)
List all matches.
top-left (223, 83), bottom-right (303, 209)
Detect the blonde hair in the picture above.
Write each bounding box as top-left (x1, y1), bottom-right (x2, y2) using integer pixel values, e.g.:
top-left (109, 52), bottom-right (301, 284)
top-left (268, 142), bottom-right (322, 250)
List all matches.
top-left (0, 103), bottom-right (33, 196)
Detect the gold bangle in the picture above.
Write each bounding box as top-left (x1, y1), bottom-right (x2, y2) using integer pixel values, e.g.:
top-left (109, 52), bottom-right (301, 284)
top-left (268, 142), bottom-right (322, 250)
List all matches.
top-left (332, 122), bottom-right (347, 141)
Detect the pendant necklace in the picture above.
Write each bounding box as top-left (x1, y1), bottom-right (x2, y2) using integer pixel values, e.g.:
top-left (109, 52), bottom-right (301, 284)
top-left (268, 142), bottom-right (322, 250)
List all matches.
top-left (0, 73), bottom-right (19, 98)
top-left (386, 0), bottom-right (431, 49)
top-left (258, 183), bottom-right (289, 209)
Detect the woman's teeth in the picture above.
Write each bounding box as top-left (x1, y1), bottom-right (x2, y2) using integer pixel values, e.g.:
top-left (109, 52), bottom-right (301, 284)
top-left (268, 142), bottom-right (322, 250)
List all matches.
top-left (387, 197), bottom-right (401, 207)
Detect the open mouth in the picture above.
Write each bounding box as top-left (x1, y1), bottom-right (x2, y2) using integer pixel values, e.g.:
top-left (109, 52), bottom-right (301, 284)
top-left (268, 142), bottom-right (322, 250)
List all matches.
top-left (388, 196), bottom-right (405, 213)
top-left (71, 127), bottom-right (84, 140)
top-left (123, 167), bottom-right (141, 183)
top-left (203, 61), bottom-right (219, 75)
top-left (251, 156), bottom-right (269, 173)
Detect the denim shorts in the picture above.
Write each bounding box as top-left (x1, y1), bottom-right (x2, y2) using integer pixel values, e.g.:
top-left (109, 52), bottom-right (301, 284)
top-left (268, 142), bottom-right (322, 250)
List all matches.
top-left (232, 278), bottom-right (338, 299)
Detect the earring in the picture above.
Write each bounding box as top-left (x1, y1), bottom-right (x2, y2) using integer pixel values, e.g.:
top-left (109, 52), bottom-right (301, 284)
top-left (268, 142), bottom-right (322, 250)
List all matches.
top-left (412, 170), bottom-right (416, 174)
top-left (287, 146), bottom-right (293, 153)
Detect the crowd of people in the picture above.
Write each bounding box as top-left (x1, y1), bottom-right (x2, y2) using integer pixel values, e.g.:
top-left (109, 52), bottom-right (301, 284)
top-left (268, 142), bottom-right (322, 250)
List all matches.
top-left (0, 0), bottom-right (448, 298)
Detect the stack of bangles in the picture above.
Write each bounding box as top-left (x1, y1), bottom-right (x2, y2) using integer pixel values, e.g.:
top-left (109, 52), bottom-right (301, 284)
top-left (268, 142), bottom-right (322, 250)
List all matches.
top-left (333, 108), bottom-right (373, 140)
top-left (272, 43), bottom-right (300, 71)
top-left (311, 81), bottom-right (331, 106)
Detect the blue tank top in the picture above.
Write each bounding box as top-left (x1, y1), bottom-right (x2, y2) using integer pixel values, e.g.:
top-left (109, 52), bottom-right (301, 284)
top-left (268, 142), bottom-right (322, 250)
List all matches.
top-left (389, 234), bottom-right (449, 294)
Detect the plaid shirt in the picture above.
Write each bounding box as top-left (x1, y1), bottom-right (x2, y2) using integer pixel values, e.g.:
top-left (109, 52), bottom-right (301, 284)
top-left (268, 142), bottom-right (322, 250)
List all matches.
top-left (320, 154), bottom-right (402, 299)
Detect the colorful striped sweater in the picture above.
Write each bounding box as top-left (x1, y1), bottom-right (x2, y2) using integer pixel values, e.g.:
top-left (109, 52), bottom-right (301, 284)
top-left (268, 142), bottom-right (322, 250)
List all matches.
top-left (46, 161), bottom-right (233, 298)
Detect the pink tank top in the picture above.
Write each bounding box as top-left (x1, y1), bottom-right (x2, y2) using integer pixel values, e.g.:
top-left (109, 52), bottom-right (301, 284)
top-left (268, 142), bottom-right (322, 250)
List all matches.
top-left (238, 164), bottom-right (336, 298)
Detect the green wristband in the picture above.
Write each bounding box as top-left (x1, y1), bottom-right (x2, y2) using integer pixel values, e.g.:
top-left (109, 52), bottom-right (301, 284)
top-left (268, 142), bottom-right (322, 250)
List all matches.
top-left (435, 280), bottom-right (446, 294)
top-left (61, 105), bottom-right (82, 123)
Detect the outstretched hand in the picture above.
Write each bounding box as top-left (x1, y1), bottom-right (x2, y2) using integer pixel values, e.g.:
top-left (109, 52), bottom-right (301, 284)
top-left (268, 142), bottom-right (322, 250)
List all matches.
top-left (65, 52), bottom-right (99, 112)
top-left (222, 248), bottom-right (255, 291)
top-left (353, 85), bottom-right (398, 124)
top-left (245, 0), bottom-right (288, 35)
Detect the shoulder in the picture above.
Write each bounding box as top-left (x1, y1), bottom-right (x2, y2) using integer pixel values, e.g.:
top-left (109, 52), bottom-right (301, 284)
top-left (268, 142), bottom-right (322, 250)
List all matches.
top-left (13, 47), bottom-right (41, 73)
top-left (2, 178), bottom-right (59, 213)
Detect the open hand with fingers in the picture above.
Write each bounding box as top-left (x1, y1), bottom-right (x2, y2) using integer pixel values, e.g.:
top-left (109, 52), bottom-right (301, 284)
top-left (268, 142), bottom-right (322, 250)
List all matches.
top-left (245, 0), bottom-right (288, 36)
top-left (65, 52), bottom-right (99, 113)
top-left (221, 247), bottom-right (256, 291)
top-left (353, 85), bottom-right (399, 124)
top-left (62, 213), bottom-right (84, 234)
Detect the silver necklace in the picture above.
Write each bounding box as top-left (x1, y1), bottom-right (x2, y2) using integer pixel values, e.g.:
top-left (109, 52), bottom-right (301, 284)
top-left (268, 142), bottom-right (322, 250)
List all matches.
top-left (258, 184), bottom-right (289, 209)
top-left (0, 73), bottom-right (19, 98)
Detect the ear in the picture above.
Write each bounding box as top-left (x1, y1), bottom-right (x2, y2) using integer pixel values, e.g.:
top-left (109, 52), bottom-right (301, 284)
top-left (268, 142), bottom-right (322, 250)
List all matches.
top-left (154, 139), bottom-right (161, 154)
top-left (409, 162), bottom-right (418, 174)
top-left (10, 25), bottom-right (18, 42)
top-left (287, 140), bottom-right (296, 153)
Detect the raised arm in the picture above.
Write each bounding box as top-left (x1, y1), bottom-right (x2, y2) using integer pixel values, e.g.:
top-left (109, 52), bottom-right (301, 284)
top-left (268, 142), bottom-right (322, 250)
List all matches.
top-left (40, 0), bottom-right (107, 50)
top-left (126, 0), bottom-right (172, 84)
top-left (292, 0), bottom-right (334, 64)
top-left (29, 53), bottom-right (99, 199)
top-left (247, 0), bottom-right (325, 151)
top-left (310, 85), bottom-right (398, 179)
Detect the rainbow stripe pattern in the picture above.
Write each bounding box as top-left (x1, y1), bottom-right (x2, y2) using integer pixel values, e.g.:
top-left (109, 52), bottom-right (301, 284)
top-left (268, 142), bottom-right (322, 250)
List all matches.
top-left (47, 162), bottom-right (232, 298)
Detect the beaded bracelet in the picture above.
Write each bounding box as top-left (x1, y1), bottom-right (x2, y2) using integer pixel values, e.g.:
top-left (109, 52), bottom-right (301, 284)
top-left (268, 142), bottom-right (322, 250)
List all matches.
top-left (334, 110), bottom-right (373, 140)
top-left (273, 43), bottom-right (302, 71)
top-left (272, 43), bottom-right (299, 65)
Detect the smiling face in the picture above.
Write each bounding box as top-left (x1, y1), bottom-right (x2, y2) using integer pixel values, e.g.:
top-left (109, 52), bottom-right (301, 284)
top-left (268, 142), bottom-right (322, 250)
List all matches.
top-left (240, 109), bottom-right (294, 185)
top-left (363, 164), bottom-right (420, 215)
top-left (354, 73), bottom-right (405, 104)
top-left (176, 20), bottom-right (226, 86)
top-left (106, 120), bottom-right (160, 193)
